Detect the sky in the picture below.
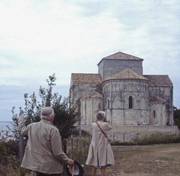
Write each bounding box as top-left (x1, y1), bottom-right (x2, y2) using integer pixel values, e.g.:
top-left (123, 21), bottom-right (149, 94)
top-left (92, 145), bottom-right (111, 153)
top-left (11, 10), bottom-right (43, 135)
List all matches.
top-left (0, 0), bottom-right (180, 121)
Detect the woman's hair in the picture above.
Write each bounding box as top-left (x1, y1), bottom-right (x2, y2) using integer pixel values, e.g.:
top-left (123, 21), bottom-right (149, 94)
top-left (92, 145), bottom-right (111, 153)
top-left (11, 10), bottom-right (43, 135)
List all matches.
top-left (96, 111), bottom-right (106, 121)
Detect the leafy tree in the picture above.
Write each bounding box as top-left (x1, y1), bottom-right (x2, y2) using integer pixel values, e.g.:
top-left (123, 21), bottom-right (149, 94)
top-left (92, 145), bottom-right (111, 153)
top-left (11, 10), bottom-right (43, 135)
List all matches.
top-left (174, 107), bottom-right (180, 129)
top-left (12, 74), bottom-right (78, 146)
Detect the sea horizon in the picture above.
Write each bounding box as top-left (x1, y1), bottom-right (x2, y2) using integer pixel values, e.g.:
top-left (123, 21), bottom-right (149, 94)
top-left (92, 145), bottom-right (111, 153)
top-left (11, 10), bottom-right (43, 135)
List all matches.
top-left (0, 121), bottom-right (13, 131)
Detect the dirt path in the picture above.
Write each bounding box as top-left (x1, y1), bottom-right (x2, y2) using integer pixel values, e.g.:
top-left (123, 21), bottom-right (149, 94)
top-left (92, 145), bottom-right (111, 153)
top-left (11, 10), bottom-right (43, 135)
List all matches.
top-left (109, 144), bottom-right (180, 176)
top-left (23, 144), bottom-right (180, 176)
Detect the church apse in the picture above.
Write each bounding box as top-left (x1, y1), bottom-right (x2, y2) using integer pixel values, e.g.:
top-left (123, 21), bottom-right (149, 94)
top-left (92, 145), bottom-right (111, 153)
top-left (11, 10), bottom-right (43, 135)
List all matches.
top-left (70, 51), bottom-right (178, 142)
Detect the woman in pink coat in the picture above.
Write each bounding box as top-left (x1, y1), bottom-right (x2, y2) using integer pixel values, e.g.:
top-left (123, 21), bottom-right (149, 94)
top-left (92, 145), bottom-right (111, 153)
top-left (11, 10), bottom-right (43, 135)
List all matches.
top-left (86, 111), bottom-right (114, 176)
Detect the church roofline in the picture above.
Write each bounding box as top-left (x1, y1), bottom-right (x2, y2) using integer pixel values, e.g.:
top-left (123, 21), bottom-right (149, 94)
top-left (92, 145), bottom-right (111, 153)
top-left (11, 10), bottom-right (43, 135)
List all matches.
top-left (71, 73), bottom-right (102, 85)
top-left (102, 78), bottom-right (149, 85)
top-left (103, 68), bottom-right (148, 82)
top-left (149, 96), bottom-right (167, 104)
top-left (97, 51), bottom-right (143, 65)
top-left (144, 75), bottom-right (173, 87)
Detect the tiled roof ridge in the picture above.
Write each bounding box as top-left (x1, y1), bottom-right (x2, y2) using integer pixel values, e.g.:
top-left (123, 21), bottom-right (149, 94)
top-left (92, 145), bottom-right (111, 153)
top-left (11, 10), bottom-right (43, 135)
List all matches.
top-left (105, 68), bottom-right (147, 81)
top-left (144, 74), bottom-right (169, 76)
top-left (103, 51), bottom-right (143, 60)
top-left (98, 51), bottom-right (143, 65)
top-left (144, 75), bottom-right (172, 86)
top-left (150, 96), bottom-right (167, 104)
top-left (71, 73), bottom-right (101, 85)
top-left (71, 73), bottom-right (99, 75)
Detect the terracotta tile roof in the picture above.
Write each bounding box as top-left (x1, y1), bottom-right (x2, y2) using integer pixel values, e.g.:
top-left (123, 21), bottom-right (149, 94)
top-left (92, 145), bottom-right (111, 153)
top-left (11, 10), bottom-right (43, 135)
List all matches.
top-left (98, 51), bottom-right (143, 65)
top-left (105, 69), bottom-right (148, 81)
top-left (144, 75), bottom-right (173, 87)
top-left (71, 73), bottom-right (102, 85)
top-left (149, 96), bottom-right (167, 104)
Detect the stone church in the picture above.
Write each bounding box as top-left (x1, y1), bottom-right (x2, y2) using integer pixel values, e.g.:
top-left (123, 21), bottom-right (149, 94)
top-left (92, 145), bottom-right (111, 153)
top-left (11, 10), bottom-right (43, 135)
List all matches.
top-left (70, 52), bottom-right (178, 142)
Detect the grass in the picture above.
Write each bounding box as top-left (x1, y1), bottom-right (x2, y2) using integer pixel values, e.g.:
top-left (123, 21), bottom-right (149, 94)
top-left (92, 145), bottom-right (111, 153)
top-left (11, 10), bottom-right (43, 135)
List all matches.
top-left (111, 143), bottom-right (180, 176)
top-left (111, 133), bottom-right (180, 145)
top-left (2, 134), bottom-right (180, 176)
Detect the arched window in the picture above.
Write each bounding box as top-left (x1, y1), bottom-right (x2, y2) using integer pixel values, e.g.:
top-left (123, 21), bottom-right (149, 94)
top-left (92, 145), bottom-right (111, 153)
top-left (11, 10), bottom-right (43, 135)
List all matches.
top-left (107, 99), bottom-right (110, 109)
top-left (153, 110), bottom-right (156, 119)
top-left (129, 96), bottom-right (133, 109)
top-left (98, 103), bottom-right (102, 110)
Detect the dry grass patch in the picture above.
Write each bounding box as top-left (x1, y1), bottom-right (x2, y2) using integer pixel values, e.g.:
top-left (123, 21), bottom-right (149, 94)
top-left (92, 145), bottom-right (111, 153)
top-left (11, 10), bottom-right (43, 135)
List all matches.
top-left (111, 144), bottom-right (180, 176)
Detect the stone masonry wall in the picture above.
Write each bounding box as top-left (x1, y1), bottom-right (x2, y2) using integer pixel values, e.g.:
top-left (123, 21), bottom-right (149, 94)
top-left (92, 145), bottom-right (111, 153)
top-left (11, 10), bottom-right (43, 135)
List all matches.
top-left (103, 80), bottom-right (149, 125)
top-left (81, 124), bottom-right (179, 143)
top-left (80, 97), bottom-right (103, 125)
top-left (98, 59), bottom-right (143, 80)
top-left (70, 83), bottom-right (98, 105)
top-left (111, 125), bottom-right (179, 142)
top-left (149, 86), bottom-right (174, 125)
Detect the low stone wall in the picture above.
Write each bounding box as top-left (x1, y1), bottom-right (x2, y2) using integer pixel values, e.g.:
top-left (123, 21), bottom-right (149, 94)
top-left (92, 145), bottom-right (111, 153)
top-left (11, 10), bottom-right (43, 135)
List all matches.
top-left (81, 124), bottom-right (180, 143)
top-left (111, 125), bottom-right (179, 142)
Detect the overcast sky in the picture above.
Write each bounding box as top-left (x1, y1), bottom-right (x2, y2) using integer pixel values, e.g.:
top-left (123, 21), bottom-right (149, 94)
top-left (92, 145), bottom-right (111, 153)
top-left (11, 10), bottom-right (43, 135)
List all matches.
top-left (0, 0), bottom-right (180, 121)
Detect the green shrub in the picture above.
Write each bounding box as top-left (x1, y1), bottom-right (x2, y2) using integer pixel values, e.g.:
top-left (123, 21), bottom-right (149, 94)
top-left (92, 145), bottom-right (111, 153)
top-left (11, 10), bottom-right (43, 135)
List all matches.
top-left (111, 133), bottom-right (180, 146)
top-left (111, 141), bottom-right (135, 146)
top-left (174, 107), bottom-right (180, 129)
top-left (0, 140), bottom-right (21, 176)
top-left (133, 133), bottom-right (180, 145)
top-left (67, 136), bottom-right (91, 164)
top-left (0, 140), bottom-right (18, 165)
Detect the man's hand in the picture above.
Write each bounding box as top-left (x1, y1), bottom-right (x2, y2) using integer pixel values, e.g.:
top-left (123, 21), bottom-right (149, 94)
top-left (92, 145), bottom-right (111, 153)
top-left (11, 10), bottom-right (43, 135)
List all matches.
top-left (67, 159), bottom-right (74, 165)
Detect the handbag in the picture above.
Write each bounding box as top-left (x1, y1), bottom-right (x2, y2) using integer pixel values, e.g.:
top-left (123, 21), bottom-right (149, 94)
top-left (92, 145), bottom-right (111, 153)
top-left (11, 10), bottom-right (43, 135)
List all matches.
top-left (96, 122), bottom-right (111, 143)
